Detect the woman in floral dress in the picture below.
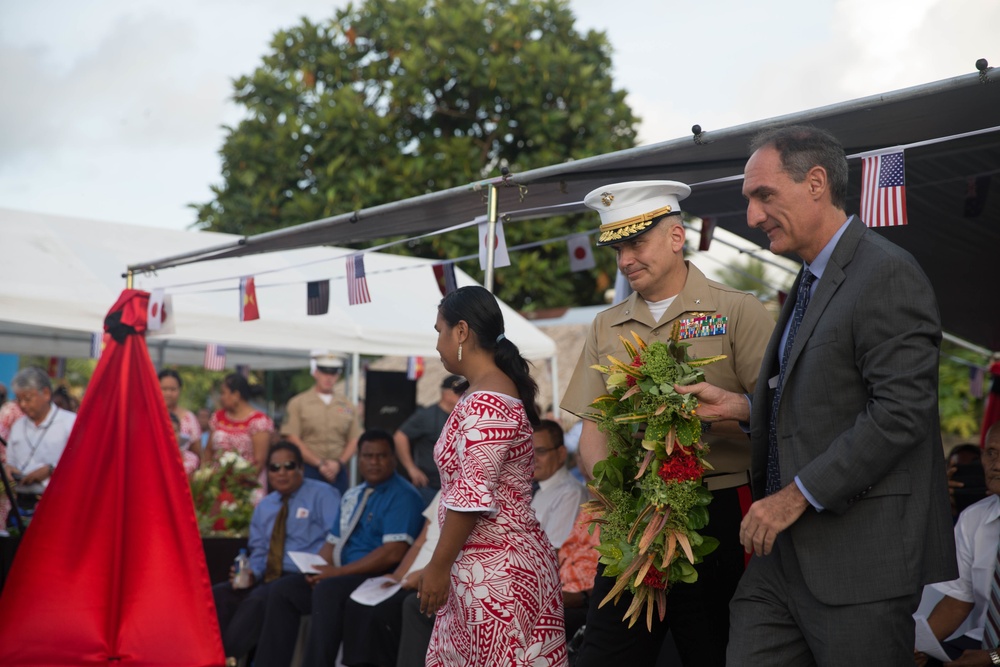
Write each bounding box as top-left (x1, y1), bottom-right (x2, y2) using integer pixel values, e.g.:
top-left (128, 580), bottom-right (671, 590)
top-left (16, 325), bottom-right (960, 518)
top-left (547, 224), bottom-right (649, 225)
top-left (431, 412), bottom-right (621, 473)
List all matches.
top-left (206, 373), bottom-right (272, 471)
top-left (419, 286), bottom-right (566, 667)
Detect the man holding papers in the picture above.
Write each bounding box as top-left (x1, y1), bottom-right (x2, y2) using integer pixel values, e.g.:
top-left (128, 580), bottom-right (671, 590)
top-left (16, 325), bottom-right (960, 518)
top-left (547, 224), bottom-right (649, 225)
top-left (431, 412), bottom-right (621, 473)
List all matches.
top-left (254, 429), bottom-right (424, 667)
top-left (212, 441), bottom-right (341, 663)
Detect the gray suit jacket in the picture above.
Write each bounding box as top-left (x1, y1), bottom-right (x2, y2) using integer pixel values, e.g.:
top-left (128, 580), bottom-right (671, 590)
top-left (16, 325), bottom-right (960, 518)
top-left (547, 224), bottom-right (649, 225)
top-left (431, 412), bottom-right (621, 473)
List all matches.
top-left (749, 217), bottom-right (957, 606)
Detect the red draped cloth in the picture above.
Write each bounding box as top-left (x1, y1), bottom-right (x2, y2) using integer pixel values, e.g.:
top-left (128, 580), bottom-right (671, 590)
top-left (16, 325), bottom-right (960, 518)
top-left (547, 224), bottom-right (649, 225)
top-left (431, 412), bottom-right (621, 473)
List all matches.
top-left (0, 290), bottom-right (224, 666)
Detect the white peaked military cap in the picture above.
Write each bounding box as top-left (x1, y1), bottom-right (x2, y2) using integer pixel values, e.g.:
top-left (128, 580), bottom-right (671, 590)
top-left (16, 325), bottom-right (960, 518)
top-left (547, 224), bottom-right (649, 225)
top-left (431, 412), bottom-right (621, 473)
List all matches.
top-left (583, 180), bottom-right (692, 246)
top-left (311, 351), bottom-right (345, 372)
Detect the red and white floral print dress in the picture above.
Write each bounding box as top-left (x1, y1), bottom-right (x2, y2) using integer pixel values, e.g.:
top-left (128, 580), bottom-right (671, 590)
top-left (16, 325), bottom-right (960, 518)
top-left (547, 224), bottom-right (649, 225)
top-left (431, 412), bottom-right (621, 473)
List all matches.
top-left (426, 391), bottom-right (567, 667)
top-left (208, 409), bottom-right (272, 464)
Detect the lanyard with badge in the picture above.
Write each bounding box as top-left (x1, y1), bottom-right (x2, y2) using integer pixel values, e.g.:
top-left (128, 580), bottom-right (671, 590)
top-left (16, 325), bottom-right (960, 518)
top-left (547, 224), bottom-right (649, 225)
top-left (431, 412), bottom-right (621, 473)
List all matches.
top-left (18, 406), bottom-right (60, 472)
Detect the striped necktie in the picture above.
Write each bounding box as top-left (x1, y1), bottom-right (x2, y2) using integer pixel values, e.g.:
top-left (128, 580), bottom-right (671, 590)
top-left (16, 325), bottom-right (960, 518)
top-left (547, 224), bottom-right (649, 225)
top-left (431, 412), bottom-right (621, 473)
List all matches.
top-left (982, 536), bottom-right (1000, 649)
top-left (766, 269), bottom-right (815, 496)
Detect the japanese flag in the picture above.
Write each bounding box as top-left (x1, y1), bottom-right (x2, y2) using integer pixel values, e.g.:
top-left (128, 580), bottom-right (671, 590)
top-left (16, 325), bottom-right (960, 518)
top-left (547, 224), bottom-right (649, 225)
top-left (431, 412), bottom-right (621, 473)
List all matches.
top-left (478, 219), bottom-right (510, 270)
top-left (566, 234), bottom-right (596, 272)
top-left (147, 288), bottom-right (175, 335)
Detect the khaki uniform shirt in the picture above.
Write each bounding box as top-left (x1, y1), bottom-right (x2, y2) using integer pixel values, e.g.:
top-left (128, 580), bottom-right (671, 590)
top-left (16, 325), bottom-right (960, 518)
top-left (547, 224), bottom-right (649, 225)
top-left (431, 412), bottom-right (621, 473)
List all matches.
top-left (282, 389), bottom-right (362, 461)
top-left (562, 263), bottom-right (774, 489)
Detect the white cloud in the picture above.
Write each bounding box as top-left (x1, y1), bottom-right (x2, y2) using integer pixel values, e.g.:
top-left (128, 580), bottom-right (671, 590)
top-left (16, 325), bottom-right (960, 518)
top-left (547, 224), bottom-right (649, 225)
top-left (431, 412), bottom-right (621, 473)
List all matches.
top-left (0, 0), bottom-right (995, 229)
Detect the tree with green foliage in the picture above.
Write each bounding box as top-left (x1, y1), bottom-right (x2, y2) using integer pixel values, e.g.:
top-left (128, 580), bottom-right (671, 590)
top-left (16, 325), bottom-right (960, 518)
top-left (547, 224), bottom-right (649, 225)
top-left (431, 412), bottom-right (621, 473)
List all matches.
top-left (193, 0), bottom-right (638, 309)
top-left (938, 344), bottom-right (987, 438)
top-left (713, 254), bottom-right (790, 304)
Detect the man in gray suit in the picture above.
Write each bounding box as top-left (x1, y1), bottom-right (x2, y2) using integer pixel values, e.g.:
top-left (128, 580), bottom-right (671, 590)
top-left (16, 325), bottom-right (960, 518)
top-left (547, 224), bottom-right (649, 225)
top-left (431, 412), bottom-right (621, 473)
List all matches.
top-left (680, 125), bottom-right (957, 665)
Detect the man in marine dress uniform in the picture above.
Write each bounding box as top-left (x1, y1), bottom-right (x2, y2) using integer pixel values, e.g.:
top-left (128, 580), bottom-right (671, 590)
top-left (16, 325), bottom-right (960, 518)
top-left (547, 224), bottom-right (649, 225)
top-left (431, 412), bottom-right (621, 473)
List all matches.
top-left (562, 181), bottom-right (774, 666)
top-left (282, 352), bottom-right (362, 494)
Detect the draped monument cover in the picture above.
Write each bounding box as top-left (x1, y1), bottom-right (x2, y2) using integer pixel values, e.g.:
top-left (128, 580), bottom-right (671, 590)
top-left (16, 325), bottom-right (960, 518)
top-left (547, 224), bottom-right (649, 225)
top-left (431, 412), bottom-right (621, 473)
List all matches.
top-left (0, 290), bottom-right (224, 666)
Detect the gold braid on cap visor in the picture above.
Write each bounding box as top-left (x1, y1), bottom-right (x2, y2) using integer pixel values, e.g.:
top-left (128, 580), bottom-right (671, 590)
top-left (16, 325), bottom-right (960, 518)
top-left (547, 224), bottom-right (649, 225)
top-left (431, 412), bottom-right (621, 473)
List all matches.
top-left (597, 205), bottom-right (674, 244)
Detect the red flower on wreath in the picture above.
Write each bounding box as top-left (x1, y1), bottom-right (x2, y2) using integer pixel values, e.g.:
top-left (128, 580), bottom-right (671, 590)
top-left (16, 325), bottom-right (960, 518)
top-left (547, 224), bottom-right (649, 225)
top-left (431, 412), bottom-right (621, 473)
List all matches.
top-left (642, 568), bottom-right (669, 590)
top-left (625, 355), bottom-right (642, 387)
top-left (657, 449), bottom-right (704, 483)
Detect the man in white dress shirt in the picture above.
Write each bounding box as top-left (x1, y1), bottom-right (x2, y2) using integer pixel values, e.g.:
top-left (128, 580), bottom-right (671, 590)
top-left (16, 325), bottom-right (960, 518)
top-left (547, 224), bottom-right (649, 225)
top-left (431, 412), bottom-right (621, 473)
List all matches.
top-left (917, 424), bottom-right (1000, 666)
top-left (531, 419), bottom-right (588, 550)
top-left (4, 367), bottom-right (76, 512)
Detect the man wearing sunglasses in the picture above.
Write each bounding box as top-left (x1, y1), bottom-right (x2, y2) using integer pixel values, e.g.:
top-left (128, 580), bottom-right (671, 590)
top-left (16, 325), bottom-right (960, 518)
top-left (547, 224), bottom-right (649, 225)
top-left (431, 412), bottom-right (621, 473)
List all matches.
top-left (212, 441), bottom-right (341, 664)
top-left (254, 429), bottom-right (425, 667)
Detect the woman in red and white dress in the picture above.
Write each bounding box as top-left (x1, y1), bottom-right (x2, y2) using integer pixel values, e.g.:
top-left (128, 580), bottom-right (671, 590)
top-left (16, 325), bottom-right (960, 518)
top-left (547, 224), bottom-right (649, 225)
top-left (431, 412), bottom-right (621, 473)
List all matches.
top-left (158, 369), bottom-right (202, 476)
top-left (419, 286), bottom-right (566, 667)
top-left (205, 373), bottom-right (273, 471)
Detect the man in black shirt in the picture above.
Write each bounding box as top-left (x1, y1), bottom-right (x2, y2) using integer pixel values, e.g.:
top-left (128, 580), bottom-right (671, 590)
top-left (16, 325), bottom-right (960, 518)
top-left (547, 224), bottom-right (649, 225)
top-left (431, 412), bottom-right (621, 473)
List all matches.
top-left (393, 375), bottom-right (464, 506)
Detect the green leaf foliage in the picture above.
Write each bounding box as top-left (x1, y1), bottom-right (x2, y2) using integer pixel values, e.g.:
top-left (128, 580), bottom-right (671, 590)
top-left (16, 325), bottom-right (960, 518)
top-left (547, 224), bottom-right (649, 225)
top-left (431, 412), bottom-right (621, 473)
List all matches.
top-left (193, 0), bottom-right (638, 310)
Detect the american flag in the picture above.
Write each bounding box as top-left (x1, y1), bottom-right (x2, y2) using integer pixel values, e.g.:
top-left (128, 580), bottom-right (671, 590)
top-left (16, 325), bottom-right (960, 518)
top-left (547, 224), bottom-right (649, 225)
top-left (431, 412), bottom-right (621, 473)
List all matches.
top-left (432, 262), bottom-right (457, 297)
top-left (204, 344), bottom-right (226, 371)
top-left (346, 254), bottom-right (371, 305)
top-left (307, 280), bottom-right (330, 315)
top-left (861, 150), bottom-right (908, 227)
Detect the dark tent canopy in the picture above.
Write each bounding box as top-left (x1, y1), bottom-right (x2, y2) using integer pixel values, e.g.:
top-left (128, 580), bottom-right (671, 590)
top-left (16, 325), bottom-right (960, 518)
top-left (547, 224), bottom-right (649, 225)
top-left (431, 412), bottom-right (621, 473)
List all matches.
top-left (131, 71), bottom-right (1000, 351)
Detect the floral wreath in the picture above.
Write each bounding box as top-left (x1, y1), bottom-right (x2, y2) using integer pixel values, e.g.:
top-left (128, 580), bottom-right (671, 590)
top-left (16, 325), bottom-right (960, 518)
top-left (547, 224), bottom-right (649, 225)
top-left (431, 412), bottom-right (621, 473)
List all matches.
top-left (583, 322), bottom-right (725, 629)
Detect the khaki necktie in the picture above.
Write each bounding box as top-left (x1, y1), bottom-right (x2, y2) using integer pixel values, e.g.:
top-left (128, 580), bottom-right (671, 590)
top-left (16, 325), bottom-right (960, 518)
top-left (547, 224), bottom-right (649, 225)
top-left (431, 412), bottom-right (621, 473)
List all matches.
top-left (263, 495), bottom-right (289, 583)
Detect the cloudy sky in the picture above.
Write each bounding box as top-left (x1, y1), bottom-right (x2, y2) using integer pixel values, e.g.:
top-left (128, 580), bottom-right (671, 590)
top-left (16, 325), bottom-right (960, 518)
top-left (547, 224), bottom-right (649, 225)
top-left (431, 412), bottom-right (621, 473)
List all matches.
top-left (0, 0), bottom-right (994, 231)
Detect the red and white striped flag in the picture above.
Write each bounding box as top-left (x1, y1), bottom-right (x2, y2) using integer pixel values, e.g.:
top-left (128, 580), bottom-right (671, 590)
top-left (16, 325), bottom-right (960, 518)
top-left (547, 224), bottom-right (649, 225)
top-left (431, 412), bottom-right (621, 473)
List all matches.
top-left (306, 280), bottom-right (330, 315)
top-left (861, 150), bottom-right (908, 227)
top-left (346, 254), bottom-right (371, 305)
top-left (204, 344), bottom-right (226, 371)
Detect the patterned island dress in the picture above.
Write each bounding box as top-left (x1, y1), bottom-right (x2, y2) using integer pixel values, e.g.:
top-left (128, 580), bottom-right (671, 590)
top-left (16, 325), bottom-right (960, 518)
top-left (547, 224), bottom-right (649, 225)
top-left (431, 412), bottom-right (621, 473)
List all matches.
top-left (426, 391), bottom-right (567, 667)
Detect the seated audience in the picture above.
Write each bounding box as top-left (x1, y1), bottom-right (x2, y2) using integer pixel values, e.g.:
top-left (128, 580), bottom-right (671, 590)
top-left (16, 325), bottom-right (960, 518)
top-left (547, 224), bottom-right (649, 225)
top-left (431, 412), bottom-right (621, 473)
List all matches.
top-left (531, 419), bottom-right (589, 550)
top-left (254, 429), bottom-right (424, 667)
top-left (915, 425), bottom-right (1000, 666)
top-left (4, 367), bottom-right (76, 514)
top-left (341, 492), bottom-right (442, 667)
top-left (212, 441), bottom-right (340, 663)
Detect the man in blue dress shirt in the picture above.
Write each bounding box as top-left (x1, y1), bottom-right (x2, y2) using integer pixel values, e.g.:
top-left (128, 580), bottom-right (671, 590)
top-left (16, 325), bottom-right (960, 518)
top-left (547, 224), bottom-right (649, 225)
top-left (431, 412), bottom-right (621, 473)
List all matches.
top-left (254, 429), bottom-right (425, 667)
top-left (212, 441), bottom-right (341, 662)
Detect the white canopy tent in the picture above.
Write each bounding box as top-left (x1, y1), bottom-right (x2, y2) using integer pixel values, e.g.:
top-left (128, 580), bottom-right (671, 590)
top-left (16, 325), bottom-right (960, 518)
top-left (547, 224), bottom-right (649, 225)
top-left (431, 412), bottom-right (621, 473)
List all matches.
top-left (0, 209), bottom-right (556, 369)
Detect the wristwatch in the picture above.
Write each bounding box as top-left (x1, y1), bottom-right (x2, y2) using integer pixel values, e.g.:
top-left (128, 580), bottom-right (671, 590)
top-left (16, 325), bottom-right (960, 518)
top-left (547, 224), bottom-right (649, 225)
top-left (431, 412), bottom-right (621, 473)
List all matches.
top-left (989, 648), bottom-right (1000, 666)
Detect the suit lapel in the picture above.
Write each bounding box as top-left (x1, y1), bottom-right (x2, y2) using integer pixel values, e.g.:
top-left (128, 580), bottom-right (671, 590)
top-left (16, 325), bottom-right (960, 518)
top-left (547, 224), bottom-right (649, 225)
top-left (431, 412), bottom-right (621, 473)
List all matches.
top-left (782, 217), bottom-right (866, 383)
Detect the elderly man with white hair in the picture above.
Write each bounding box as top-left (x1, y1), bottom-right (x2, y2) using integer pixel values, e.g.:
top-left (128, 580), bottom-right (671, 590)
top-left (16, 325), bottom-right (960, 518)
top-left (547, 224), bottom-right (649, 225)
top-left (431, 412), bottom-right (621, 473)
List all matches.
top-left (4, 367), bottom-right (76, 513)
